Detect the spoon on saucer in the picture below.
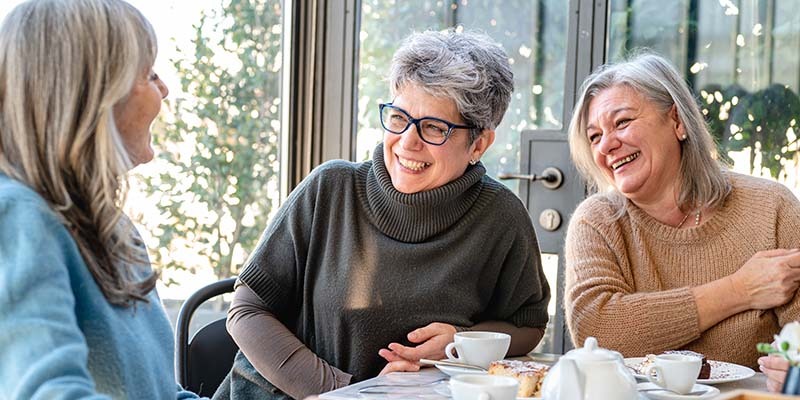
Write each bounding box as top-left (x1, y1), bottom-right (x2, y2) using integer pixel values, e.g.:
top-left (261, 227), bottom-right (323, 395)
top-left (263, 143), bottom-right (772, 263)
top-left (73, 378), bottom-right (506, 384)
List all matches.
top-left (419, 358), bottom-right (487, 372)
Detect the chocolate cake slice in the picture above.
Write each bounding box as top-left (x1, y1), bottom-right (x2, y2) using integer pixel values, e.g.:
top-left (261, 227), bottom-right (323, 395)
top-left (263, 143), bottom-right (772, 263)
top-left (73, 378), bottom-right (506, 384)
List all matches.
top-left (664, 350), bottom-right (711, 379)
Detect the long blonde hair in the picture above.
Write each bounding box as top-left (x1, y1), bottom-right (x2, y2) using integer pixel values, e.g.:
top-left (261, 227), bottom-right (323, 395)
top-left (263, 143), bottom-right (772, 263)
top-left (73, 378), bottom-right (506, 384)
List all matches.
top-left (567, 52), bottom-right (730, 215)
top-left (0, 0), bottom-right (158, 306)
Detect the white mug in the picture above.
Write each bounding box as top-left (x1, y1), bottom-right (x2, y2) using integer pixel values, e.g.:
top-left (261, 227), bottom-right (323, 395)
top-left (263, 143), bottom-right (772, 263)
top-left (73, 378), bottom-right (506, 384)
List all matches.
top-left (450, 374), bottom-right (518, 400)
top-left (645, 354), bottom-right (702, 395)
top-left (445, 331), bottom-right (511, 369)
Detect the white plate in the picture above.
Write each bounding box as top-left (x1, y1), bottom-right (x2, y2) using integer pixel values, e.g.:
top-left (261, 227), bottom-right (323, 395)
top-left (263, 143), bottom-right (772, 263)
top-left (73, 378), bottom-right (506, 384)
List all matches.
top-left (624, 357), bottom-right (755, 384)
top-left (435, 364), bottom-right (487, 377)
top-left (637, 382), bottom-right (719, 399)
top-left (433, 381), bottom-right (541, 399)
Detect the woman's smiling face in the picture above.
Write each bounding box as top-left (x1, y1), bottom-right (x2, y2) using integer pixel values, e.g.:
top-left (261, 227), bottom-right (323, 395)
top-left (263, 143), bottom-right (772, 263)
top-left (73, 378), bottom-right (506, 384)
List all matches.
top-left (114, 68), bottom-right (169, 167)
top-left (586, 85), bottom-right (685, 205)
top-left (383, 84), bottom-right (492, 194)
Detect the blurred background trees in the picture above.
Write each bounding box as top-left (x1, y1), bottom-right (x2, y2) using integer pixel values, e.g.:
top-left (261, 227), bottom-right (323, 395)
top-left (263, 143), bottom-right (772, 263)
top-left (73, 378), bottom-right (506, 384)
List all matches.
top-left (124, 0), bottom-right (798, 295)
top-left (143, 0), bottom-right (283, 284)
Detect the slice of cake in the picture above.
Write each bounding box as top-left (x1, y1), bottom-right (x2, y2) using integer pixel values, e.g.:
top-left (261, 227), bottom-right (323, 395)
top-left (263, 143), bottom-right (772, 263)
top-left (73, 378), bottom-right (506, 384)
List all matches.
top-left (664, 350), bottom-right (711, 379)
top-left (488, 360), bottom-right (549, 398)
top-left (636, 353), bottom-right (657, 375)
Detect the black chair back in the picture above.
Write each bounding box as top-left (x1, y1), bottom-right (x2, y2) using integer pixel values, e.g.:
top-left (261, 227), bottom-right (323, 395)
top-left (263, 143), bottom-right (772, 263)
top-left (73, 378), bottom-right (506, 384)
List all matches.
top-left (175, 277), bottom-right (239, 396)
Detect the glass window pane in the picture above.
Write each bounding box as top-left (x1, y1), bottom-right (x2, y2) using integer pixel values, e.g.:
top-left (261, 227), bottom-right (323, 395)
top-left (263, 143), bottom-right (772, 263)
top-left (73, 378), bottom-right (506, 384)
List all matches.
top-left (607, 0), bottom-right (691, 69)
top-left (608, 0), bottom-right (800, 195)
top-left (133, 1), bottom-right (285, 319)
top-left (356, 0), bottom-right (447, 161)
top-left (456, 0), bottom-right (569, 193)
top-left (533, 253), bottom-right (559, 353)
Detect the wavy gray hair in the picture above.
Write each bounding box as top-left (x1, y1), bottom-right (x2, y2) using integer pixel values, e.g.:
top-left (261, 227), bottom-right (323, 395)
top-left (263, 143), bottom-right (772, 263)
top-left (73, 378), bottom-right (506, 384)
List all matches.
top-left (567, 52), bottom-right (730, 214)
top-left (0, 0), bottom-right (158, 306)
top-left (389, 29), bottom-right (513, 142)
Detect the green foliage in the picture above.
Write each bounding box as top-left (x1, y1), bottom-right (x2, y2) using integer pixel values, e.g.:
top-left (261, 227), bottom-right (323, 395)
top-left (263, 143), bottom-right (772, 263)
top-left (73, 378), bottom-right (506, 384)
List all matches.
top-left (144, 0), bottom-right (282, 281)
top-left (726, 84), bottom-right (800, 179)
top-left (700, 83), bottom-right (800, 179)
top-left (698, 83), bottom-right (748, 165)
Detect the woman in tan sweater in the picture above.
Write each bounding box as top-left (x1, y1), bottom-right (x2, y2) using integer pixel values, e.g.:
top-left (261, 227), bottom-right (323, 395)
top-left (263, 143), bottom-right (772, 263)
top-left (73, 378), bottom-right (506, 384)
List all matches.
top-left (564, 53), bottom-right (800, 388)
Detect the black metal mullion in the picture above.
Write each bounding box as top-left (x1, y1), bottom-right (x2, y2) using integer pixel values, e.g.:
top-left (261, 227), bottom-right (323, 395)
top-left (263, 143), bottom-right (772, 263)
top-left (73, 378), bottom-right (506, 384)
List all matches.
top-left (686, 0), bottom-right (699, 89)
top-left (445, 0), bottom-right (457, 27)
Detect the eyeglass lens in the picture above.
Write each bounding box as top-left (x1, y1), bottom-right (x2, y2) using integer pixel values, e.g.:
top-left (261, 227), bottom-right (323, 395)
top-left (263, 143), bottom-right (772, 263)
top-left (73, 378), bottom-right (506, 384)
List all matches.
top-left (380, 105), bottom-right (450, 145)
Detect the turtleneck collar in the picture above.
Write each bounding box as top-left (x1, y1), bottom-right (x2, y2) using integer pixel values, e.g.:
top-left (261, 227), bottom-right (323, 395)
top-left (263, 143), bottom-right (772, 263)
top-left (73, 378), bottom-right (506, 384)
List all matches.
top-left (355, 144), bottom-right (487, 243)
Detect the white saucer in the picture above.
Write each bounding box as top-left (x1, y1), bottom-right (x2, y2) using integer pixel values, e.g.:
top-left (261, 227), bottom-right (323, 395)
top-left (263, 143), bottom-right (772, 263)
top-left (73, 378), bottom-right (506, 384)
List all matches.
top-left (637, 382), bottom-right (720, 399)
top-left (435, 364), bottom-right (487, 376)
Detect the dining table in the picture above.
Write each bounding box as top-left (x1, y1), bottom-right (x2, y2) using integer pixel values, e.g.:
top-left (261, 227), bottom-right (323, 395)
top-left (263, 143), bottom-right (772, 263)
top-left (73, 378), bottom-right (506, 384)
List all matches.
top-left (317, 353), bottom-right (771, 399)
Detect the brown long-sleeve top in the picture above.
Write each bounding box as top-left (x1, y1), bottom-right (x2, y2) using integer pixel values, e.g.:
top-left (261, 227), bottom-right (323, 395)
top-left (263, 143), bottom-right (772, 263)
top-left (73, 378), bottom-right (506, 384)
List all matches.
top-left (565, 172), bottom-right (800, 368)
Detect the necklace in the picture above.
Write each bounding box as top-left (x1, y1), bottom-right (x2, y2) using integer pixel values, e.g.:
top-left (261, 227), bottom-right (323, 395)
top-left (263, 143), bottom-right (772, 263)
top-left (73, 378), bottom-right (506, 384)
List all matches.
top-left (675, 212), bottom-right (690, 228)
top-left (675, 209), bottom-right (702, 228)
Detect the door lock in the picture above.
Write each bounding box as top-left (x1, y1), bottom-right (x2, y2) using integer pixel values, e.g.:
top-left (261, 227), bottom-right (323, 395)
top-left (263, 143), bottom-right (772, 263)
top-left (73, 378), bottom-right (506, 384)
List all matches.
top-left (538, 209), bottom-right (562, 231)
top-left (498, 167), bottom-right (563, 189)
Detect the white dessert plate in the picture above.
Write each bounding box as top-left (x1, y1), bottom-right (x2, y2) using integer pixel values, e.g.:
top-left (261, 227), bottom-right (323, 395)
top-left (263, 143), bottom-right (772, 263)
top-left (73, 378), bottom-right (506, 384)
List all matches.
top-left (433, 382), bottom-right (541, 399)
top-left (624, 357), bottom-right (755, 384)
top-left (637, 382), bottom-right (719, 399)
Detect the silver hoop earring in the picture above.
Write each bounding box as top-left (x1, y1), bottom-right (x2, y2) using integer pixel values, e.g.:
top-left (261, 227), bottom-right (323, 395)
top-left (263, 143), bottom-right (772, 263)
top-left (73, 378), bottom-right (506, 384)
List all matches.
top-left (469, 159), bottom-right (478, 166)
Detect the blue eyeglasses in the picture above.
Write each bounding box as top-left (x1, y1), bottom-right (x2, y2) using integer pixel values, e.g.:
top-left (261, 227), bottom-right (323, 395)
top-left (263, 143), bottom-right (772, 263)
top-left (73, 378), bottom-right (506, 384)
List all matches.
top-left (379, 103), bottom-right (477, 146)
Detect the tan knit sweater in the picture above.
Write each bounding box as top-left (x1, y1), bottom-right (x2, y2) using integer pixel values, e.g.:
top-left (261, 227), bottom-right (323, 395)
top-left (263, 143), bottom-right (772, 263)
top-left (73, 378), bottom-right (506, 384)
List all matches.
top-left (565, 172), bottom-right (800, 368)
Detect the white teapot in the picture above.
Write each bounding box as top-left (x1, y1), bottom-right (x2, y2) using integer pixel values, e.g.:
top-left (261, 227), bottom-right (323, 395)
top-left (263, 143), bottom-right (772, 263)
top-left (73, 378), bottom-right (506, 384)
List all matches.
top-left (540, 337), bottom-right (639, 400)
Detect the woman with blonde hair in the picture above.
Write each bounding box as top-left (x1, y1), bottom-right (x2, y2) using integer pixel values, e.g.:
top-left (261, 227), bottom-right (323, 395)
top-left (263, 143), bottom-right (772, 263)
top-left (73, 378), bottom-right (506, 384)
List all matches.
top-left (0, 0), bottom-right (197, 398)
top-left (564, 52), bottom-right (800, 375)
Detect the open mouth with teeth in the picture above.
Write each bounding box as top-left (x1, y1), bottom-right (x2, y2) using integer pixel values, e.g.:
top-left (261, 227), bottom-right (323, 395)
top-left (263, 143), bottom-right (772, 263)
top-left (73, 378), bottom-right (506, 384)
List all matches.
top-left (611, 152), bottom-right (640, 170)
top-left (398, 156), bottom-right (431, 172)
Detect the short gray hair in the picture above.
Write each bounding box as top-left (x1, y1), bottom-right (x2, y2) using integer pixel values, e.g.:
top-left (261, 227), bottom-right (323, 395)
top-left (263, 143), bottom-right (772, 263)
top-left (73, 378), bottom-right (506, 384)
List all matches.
top-left (389, 29), bottom-right (513, 141)
top-left (567, 52), bottom-right (730, 213)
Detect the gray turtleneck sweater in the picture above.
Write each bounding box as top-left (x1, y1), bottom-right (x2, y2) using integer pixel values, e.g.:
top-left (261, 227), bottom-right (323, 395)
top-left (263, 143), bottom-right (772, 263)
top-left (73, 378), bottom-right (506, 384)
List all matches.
top-left (230, 146), bottom-right (550, 398)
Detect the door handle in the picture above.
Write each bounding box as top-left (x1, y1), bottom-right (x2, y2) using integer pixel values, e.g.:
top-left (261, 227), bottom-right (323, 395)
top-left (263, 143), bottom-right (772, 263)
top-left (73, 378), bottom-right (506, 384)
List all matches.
top-left (498, 167), bottom-right (563, 189)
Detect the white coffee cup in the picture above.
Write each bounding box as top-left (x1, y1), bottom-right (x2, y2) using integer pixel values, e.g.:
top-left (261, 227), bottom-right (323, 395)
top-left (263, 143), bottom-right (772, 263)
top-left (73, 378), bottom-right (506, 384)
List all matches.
top-left (645, 354), bottom-right (702, 395)
top-left (450, 374), bottom-right (518, 400)
top-left (445, 331), bottom-right (511, 369)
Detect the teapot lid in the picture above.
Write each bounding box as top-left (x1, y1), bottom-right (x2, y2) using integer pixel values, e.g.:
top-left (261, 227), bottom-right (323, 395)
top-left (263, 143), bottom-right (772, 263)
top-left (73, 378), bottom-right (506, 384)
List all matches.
top-left (564, 337), bottom-right (620, 362)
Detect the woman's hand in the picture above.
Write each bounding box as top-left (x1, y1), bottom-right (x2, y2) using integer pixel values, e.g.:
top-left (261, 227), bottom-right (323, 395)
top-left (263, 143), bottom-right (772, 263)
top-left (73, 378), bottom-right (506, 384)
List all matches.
top-left (378, 360), bottom-right (421, 376)
top-left (759, 355), bottom-right (791, 392)
top-left (378, 322), bottom-right (457, 364)
top-left (730, 249), bottom-right (800, 310)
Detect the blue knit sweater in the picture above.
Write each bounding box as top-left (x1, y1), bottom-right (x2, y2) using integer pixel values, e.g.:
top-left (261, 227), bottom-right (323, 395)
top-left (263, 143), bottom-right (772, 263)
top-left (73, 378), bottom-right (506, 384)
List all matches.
top-left (0, 174), bottom-right (198, 399)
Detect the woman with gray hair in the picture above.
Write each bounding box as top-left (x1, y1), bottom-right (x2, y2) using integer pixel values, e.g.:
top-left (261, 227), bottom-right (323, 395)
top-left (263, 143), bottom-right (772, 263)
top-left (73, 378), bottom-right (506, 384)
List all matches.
top-left (564, 53), bottom-right (800, 375)
top-left (218, 29), bottom-right (550, 399)
top-left (0, 0), bottom-right (199, 398)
